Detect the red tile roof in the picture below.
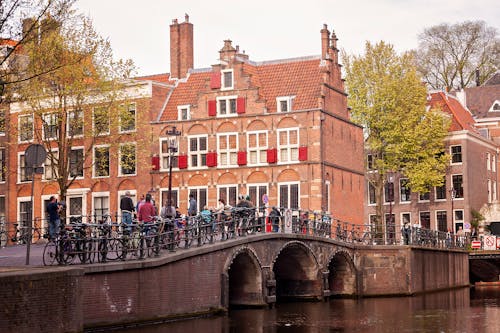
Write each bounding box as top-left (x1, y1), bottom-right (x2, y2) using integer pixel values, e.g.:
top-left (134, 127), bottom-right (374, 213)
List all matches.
top-left (429, 92), bottom-right (477, 132)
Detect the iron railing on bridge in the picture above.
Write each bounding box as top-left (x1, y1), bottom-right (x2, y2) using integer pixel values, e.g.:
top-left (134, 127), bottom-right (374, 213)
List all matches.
top-left (0, 207), bottom-right (471, 266)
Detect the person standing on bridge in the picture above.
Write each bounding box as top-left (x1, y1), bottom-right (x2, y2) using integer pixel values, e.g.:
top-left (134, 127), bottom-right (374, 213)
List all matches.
top-left (120, 191), bottom-right (135, 232)
top-left (402, 220), bottom-right (411, 245)
top-left (188, 194), bottom-right (197, 217)
top-left (46, 196), bottom-right (62, 240)
top-left (269, 206), bottom-right (281, 232)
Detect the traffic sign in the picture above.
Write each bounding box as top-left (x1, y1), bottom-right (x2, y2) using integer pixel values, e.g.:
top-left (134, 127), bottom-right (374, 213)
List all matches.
top-left (484, 236), bottom-right (496, 250)
top-left (471, 241), bottom-right (481, 249)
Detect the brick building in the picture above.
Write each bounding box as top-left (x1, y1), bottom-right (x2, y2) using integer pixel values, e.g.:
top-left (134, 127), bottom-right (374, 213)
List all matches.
top-left (365, 91), bottom-right (498, 234)
top-left (3, 16), bottom-right (365, 232)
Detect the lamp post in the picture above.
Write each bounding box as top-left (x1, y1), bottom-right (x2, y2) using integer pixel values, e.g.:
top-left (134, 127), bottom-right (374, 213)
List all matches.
top-left (449, 187), bottom-right (456, 231)
top-left (166, 126), bottom-right (181, 251)
top-left (386, 173), bottom-right (394, 244)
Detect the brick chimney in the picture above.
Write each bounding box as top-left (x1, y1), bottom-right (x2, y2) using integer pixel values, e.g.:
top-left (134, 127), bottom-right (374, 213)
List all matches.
top-left (321, 24), bottom-right (330, 60)
top-left (170, 14), bottom-right (193, 79)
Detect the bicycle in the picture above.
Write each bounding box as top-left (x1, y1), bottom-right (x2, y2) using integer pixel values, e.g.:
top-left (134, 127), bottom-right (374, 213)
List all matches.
top-left (43, 225), bottom-right (77, 265)
top-left (11, 223), bottom-right (44, 244)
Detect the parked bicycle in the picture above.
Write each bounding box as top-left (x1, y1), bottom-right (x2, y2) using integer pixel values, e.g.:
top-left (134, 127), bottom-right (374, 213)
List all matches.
top-left (11, 223), bottom-right (45, 244)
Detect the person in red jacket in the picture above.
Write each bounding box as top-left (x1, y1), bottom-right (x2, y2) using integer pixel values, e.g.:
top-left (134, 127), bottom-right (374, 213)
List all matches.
top-left (138, 193), bottom-right (156, 223)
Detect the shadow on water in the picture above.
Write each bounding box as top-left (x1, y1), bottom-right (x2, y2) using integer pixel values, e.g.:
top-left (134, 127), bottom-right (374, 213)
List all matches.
top-left (97, 287), bottom-right (500, 333)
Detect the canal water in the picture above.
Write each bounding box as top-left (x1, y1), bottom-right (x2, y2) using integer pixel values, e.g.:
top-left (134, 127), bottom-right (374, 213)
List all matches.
top-left (108, 287), bottom-right (500, 333)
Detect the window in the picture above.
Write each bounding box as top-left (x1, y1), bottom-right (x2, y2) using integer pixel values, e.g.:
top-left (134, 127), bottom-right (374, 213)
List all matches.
top-left (189, 187), bottom-right (208, 213)
top-left (18, 200), bottom-right (32, 228)
top-left (489, 100), bottom-right (500, 112)
top-left (399, 178), bottom-right (411, 202)
top-left (93, 193), bottom-right (109, 222)
top-left (478, 128), bottom-right (489, 139)
top-left (454, 209), bottom-right (464, 232)
top-left (451, 174), bottom-right (464, 198)
top-left (435, 179), bottom-right (447, 200)
top-left (0, 110), bottom-right (5, 135)
top-left (67, 109), bottom-right (83, 137)
top-left (69, 148), bottom-right (84, 178)
top-left (451, 145), bottom-right (462, 164)
top-left (487, 153), bottom-right (491, 170)
top-left (18, 114), bottom-right (33, 142)
top-left (279, 182), bottom-right (299, 209)
top-left (384, 181), bottom-right (395, 203)
top-left (68, 196), bottom-right (84, 223)
top-left (218, 133), bottom-right (238, 167)
top-left (42, 113), bottom-right (58, 140)
top-left (221, 69), bottom-right (233, 90)
top-left (0, 196), bottom-right (5, 223)
top-left (93, 146), bottom-right (110, 177)
top-left (493, 155), bottom-right (496, 172)
top-left (119, 103), bottom-right (136, 132)
top-left (367, 154), bottom-right (374, 170)
top-left (278, 128), bottom-right (299, 163)
top-left (217, 96), bottom-right (237, 116)
top-left (368, 182), bottom-right (376, 205)
top-left (178, 105), bottom-right (190, 120)
top-left (419, 211), bottom-right (430, 229)
top-left (119, 143), bottom-right (136, 175)
top-left (277, 96), bottom-right (294, 112)
top-left (43, 150), bottom-right (58, 181)
top-left (248, 184), bottom-right (268, 208)
top-left (160, 189), bottom-right (178, 208)
top-left (160, 138), bottom-right (178, 169)
top-left (488, 179), bottom-right (492, 203)
top-left (218, 185), bottom-right (238, 208)
top-left (0, 148), bottom-right (5, 182)
top-left (93, 106), bottom-right (109, 135)
top-left (18, 153), bottom-right (30, 182)
top-left (494, 181), bottom-right (497, 202)
top-left (401, 212), bottom-right (411, 225)
top-left (419, 191), bottom-right (430, 202)
top-left (189, 135), bottom-right (207, 168)
top-left (436, 211), bottom-right (447, 232)
top-left (247, 131), bottom-right (268, 165)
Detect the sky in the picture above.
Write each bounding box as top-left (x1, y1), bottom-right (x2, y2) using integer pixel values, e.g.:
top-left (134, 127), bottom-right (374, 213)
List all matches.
top-left (76, 0), bottom-right (500, 77)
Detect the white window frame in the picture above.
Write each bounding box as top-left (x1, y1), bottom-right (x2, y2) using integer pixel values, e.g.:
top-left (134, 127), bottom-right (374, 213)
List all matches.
top-left (118, 142), bottom-right (137, 177)
top-left (246, 183), bottom-right (269, 208)
top-left (453, 209), bottom-right (464, 231)
top-left (399, 178), bottom-right (411, 203)
top-left (221, 69), bottom-right (234, 90)
top-left (177, 104), bottom-right (191, 121)
top-left (66, 188), bottom-right (90, 222)
top-left (119, 103), bottom-right (136, 133)
top-left (216, 95), bottom-right (238, 117)
top-left (67, 109), bottom-right (83, 138)
top-left (69, 146), bottom-right (84, 179)
top-left (401, 212), bottom-right (411, 224)
top-left (93, 145), bottom-right (110, 178)
top-left (217, 132), bottom-right (238, 168)
top-left (159, 137), bottom-right (179, 171)
top-left (418, 191), bottom-right (430, 203)
top-left (42, 113), bottom-right (58, 140)
top-left (450, 145), bottom-right (462, 165)
top-left (493, 155), bottom-right (496, 172)
top-left (17, 196), bottom-right (32, 227)
top-left (278, 181), bottom-right (300, 209)
top-left (218, 184), bottom-right (238, 207)
top-left (494, 181), bottom-right (497, 202)
top-left (43, 148), bottom-right (59, 181)
top-left (18, 114), bottom-right (33, 143)
top-left (188, 186), bottom-right (208, 213)
top-left (188, 135), bottom-right (208, 169)
top-left (488, 100), bottom-right (500, 112)
top-left (92, 106), bottom-right (110, 136)
top-left (91, 191), bottom-right (110, 222)
top-left (247, 130), bottom-right (268, 166)
top-left (17, 152), bottom-right (30, 183)
top-left (419, 211), bottom-right (431, 229)
top-left (451, 174), bottom-right (464, 199)
top-left (277, 95), bottom-right (295, 112)
top-left (368, 181), bottom-right (376, 206)
top-left (277, 127), bottom-right (299, 164)
top-left (487, 152), bottom-right (491, 171)
top-left (159, 187), bottom-right (179, 208)
top-left (435, 210), bottom-right (448, 231)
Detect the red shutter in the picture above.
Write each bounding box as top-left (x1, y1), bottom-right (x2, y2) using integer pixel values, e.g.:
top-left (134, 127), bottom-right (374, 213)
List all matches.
top-left (206, 152), bottom-right (218, 167)
top-left (178, 155), bottom-right (188, 169)
top-left (237, 151), bottom-right (247, 165)
top-left (208, 100), bottom-right (217, 116)
top-left (267, 148), bottom-right (277, 163)
top-left (210, 71), bottom-right (221, 89)
top-left (298, 146), bottom-right (308, 161)
top-left (151, 155), bottom-right (160, 171)
top-left (237, 97), bottom-right (246, 114)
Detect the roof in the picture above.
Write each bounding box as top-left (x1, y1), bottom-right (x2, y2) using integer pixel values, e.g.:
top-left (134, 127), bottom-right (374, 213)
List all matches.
top-left (463, 84), bottom-right (500, 119)
top-left (429, 92), bottom-right (477, 132)
top-left (154, 56), bottom-right (325, 122)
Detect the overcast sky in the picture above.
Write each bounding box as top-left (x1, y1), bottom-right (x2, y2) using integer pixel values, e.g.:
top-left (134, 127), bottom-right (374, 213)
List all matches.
top-left (76, 0), bottom-right (500, 76)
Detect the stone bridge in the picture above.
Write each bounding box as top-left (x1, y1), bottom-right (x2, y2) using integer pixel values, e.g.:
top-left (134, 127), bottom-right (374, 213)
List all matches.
top-left (1, 233), bottom-right (469, 332)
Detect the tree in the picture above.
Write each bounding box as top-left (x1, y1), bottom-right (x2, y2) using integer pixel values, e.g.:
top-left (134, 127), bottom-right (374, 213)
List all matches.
top-left (1, 0), bottom-right (75, 102)
top-left (13, 7), bottom-right (138, 211)
top-left (415, 20), bottom-right (500, 91)
top-left (342, 41), bottom-right (450, 239)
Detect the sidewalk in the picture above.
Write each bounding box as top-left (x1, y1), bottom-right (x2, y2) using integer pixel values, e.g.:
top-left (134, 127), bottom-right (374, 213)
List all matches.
top-left (0, 243), bottom-right (45, 268)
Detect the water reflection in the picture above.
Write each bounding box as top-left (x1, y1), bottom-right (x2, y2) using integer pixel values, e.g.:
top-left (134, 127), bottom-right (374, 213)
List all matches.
top-left (111, 288), bottom-right (500, 333)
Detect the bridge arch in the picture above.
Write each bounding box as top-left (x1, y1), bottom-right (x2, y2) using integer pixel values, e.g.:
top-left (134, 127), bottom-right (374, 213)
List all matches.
top-left (327, 250), bottom-right (357, 296)
top-left (272, 241), bottom-right (323, 300)
top-left (224, 246), bottom-right (265, 307)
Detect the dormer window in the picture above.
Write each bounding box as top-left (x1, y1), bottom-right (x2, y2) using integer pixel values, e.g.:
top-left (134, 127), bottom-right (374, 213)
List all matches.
top-left (221, 69), bottom-right (233, 90)
top-left (178, 105), bottom-right (191, 120)
top-left (490, 100), bottom-right (500, 112)
top-left (277, 96), bottom-right (295, 112)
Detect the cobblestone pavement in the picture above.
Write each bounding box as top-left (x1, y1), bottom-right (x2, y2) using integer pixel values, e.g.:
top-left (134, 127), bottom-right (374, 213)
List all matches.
top-left (0, 243), bottom-right (45, 268)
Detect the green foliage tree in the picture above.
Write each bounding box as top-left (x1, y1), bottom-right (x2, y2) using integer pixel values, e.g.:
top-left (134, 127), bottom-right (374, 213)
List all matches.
top-left (14, 6), bottom-right (137, 208)
top-left (342, 41), bottom-right (450, 238)
top-left (415, 20), bottom-right (500, 91)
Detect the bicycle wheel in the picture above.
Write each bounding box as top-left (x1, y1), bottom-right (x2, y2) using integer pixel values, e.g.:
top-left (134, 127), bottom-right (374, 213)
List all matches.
top-left (43, 241), bottom-right (58, 265)
top-left (61, 238), bottom-right (76, 264)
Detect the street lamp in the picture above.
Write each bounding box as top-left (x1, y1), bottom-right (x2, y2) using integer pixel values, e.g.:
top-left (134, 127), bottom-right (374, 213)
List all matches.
top-left (166, 125), bottom-right (181, 251)
top-left (386, 173), bottom-right (394, 244)
top-left (449, 187), bottom-right (456, 231)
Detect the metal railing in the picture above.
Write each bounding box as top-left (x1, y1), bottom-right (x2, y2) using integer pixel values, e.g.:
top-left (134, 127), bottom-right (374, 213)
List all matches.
top-left (0, 207), bottom-right (472, 265)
